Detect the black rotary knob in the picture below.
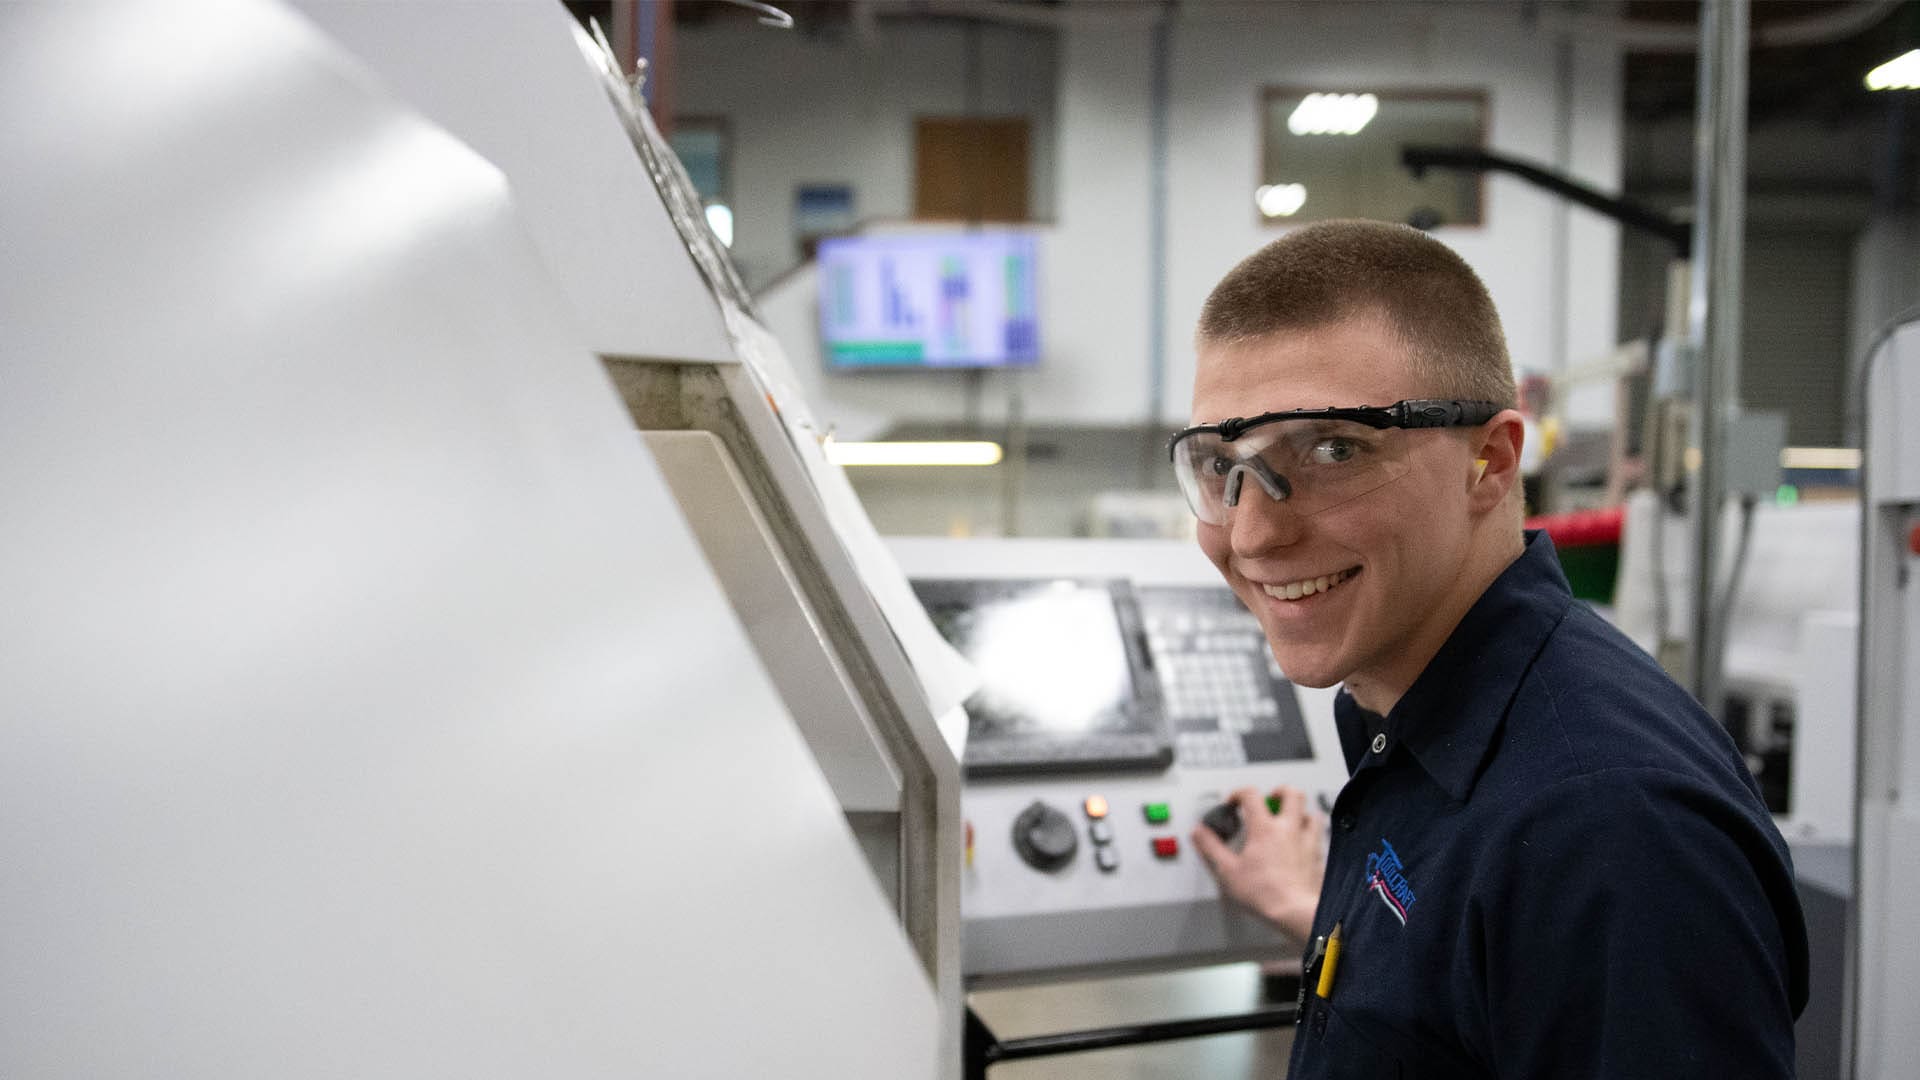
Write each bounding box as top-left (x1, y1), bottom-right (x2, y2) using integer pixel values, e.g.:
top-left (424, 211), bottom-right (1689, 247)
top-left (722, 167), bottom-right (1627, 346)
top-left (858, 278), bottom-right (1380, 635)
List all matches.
top-left (1011, 800), bottom-right (1079, 872)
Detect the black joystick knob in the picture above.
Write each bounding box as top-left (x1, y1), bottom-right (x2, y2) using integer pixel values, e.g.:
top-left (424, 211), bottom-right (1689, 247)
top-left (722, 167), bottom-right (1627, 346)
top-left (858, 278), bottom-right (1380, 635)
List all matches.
top-left (1012, 800), bottom-right (1079, 872)
top-left (1203, 801), bottom-right (1244, 844)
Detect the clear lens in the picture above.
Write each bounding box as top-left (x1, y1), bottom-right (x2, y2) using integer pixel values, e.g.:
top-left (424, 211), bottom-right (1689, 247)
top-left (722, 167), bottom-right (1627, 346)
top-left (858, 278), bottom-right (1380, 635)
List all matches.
top-left (1172, 420), bottom-right (1414, 524)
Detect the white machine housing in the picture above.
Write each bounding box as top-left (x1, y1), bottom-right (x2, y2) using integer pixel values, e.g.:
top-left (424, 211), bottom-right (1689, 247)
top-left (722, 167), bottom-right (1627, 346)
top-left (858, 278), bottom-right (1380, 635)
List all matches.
top-left (292, 5), bottom-right (968, 1065)
top-left (2, 2), bottom-right (949, 1076)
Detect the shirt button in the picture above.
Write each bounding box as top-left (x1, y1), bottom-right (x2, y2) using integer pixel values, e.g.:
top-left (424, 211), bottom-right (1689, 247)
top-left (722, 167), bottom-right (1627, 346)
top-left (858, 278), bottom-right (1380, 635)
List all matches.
top-left (1370, 733), bottom-right (1388, 755)
top-left (1336, 812), bottom-right (1356, 832)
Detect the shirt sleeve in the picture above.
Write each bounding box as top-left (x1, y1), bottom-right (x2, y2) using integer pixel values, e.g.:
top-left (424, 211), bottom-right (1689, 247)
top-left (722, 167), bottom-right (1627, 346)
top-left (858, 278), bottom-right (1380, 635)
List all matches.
top-left (1466, 766), bottom-right (1808, 1079)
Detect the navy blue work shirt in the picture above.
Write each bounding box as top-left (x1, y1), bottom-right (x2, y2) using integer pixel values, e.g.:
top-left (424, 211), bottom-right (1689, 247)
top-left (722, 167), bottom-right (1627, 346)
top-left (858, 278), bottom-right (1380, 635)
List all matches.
top-left (1289, 530), bottom-right (1809, 1079)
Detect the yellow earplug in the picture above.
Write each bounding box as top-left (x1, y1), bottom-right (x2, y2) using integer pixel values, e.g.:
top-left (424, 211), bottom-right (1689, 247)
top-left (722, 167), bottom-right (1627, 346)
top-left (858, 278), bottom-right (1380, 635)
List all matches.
top-left (1473, 459), bottom-right (1489, 482)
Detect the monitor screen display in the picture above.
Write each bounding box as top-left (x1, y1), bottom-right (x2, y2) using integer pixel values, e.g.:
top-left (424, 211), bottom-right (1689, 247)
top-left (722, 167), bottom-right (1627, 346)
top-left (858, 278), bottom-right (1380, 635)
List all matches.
top-left (818, 232), bottom-right (1039, 369)
top-left (913, 579), bottom-right (1151, 740)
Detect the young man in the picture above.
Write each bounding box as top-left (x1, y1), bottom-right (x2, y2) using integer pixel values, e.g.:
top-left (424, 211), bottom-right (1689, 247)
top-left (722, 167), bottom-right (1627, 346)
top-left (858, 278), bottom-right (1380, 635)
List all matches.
top-left (1175, 221), bottom-right (1808, 1077)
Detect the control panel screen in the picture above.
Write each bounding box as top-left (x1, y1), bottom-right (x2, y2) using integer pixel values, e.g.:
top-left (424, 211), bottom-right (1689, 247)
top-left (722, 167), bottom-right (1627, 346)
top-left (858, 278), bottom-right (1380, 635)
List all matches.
top-left (912, 578), bottom-right (1170, 774)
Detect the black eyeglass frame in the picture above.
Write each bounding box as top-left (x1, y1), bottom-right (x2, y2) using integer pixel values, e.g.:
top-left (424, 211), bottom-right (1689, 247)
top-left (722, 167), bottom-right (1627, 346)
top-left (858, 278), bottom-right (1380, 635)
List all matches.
top-left (1166, 399), bottom-right (1503, 459)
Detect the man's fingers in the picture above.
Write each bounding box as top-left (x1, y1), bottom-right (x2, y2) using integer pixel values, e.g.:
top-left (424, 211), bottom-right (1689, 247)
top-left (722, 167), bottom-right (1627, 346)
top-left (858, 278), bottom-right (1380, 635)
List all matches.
top-left (1229, 786), bottom-right (1270, 828)
top-left (1277, 785), bottom-right (1310, 825)
top-left (1190, 823), bottom-right (1236, 874)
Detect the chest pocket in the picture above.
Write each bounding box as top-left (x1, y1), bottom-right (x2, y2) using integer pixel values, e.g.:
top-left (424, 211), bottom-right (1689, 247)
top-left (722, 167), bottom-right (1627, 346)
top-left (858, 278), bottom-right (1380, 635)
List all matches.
top-left (1296, 1001), bottom-right (1404, 1080)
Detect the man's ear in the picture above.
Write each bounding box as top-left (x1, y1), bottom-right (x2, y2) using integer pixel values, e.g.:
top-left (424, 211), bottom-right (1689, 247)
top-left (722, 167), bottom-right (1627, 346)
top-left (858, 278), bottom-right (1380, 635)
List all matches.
top-left (1467, 409), bottom-right (1525, 514)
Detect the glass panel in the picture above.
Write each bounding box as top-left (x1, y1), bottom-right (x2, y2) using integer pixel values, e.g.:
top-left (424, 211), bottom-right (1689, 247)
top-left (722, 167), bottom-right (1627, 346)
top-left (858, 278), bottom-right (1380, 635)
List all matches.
top-left (1259, 90), bottom-right (1486, 227)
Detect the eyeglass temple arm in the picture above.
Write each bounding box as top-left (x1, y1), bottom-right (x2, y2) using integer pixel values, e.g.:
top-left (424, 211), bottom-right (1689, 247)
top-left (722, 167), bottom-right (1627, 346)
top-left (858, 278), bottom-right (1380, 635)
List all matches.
top-left (1393, 400), bottom-right (1501, 427)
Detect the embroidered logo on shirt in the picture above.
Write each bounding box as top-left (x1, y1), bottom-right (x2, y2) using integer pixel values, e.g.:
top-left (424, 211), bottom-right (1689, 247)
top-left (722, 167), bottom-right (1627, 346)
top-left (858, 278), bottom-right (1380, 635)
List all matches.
top-left (1365, 838), bottom-right (1417, 926)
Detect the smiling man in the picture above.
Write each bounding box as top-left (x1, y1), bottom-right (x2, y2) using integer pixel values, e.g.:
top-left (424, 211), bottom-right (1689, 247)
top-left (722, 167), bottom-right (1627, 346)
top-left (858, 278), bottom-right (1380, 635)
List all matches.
top-left (1178, 221), bottom-right (1808, 1078)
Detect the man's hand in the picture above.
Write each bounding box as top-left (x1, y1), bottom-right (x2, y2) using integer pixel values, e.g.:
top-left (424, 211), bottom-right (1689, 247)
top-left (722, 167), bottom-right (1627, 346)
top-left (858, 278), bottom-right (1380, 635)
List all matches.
top-left (1191, 785), bottom-right (1326, 942)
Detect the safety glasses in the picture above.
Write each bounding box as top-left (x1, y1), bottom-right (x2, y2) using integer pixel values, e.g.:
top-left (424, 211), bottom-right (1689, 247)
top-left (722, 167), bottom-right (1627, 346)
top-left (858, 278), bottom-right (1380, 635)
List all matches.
top-left (1168, 399), bottom-right (1499, 525)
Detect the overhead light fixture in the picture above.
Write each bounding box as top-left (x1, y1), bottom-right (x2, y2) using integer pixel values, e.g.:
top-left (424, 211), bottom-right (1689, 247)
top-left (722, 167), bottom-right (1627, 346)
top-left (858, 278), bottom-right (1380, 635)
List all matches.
top-left (704, 203), bottom-right (734, 247)
top-left (1866, 48), bottom-right (1920, 90)
top-left (1256, 183), bottom-right (1308, 218)
top-left (824, 440), bottom-right (1004, 467)
top-left (1287, 93), bottom-right (1379, 136)
top-left (1682, 446), bottom-right (1861, 472)
top-left (1780, 446), bottom-right (1861, 470)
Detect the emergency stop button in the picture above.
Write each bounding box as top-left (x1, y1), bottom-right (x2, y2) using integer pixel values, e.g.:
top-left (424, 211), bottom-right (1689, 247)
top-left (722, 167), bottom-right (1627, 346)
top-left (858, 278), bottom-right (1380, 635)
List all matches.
top-left (1152, 836), bottom-right (1179, 859)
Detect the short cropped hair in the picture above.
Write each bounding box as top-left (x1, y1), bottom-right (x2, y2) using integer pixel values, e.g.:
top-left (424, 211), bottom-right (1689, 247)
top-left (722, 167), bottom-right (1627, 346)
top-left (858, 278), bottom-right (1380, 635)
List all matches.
top-left (1196, 221), bottom-right (1517, 409)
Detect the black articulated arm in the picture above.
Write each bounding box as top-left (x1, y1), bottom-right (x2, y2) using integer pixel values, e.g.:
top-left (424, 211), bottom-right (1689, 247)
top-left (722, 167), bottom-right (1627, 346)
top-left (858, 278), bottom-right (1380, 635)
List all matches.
top-left (1401, 145), bottom-right (1692, 257)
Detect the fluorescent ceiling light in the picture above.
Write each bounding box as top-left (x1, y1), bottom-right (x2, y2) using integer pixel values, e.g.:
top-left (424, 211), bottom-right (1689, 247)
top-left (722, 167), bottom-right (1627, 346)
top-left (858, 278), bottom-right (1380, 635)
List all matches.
top-left (1780, 446), bottom-right (1861, 470)
top-left (825, 440), bottom-right (1004, 467)
top-left (1256, 183), bottom-right (1308, 218)
top-left (704, 203), bottom-right (734, 247)
top-left (1288, 93), bottom-right (1379, 136)
top-left (1865, 48), bottom-right (1920, 90)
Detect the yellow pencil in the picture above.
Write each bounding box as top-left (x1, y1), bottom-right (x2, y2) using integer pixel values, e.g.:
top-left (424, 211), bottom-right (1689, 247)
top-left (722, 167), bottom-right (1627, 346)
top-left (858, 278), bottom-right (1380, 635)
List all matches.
top-left (1315, 922), bottom-right (1342, 999)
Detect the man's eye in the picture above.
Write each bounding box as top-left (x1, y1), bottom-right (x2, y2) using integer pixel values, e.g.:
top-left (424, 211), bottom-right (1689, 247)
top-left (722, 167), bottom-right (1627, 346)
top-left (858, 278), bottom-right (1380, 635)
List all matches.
top-left (1308, 438), bottom-right (1360, 465)
top-left (1204, 455), bottom-right (1234, 477)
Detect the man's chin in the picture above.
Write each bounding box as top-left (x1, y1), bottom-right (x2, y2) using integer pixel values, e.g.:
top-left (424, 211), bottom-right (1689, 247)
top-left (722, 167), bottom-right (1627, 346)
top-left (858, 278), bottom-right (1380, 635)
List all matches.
top-left (1282, 671), bottom-right (1343, 690)
top-left (1266, 650), bottom-right (1347, 689)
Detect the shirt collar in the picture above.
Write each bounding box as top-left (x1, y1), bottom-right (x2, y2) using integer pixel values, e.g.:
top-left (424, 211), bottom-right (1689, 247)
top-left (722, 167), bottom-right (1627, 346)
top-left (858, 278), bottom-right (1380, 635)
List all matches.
top-left (1332, 530), bottom-right (1575, 802)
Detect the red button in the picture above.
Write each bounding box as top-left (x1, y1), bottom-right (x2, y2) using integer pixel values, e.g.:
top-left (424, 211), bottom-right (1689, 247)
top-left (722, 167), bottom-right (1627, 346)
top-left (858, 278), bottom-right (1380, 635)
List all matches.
top-left (1909, 522), bottom-right (1920, 556)
top-left (1153, 837), bottom-right (1179, 859)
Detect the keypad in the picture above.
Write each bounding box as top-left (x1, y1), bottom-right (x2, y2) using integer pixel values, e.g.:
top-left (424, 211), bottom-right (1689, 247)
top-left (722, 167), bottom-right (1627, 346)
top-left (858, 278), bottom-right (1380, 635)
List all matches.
top-left (1140, 588), bottom-right (1315, 768)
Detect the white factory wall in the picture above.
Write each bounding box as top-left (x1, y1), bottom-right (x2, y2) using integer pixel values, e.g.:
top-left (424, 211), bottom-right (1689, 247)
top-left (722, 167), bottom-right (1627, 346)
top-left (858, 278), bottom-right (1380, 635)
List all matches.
top-left (675, 19), bottom-right (1058, 291)
top-left (700, 6), bottom-right (1623, 436)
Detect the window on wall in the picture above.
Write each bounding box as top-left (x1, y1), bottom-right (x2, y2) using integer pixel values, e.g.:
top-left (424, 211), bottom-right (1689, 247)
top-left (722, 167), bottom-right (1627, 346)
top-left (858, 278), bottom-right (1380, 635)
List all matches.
top-left (1259, 89), bottom-right (1487, 228)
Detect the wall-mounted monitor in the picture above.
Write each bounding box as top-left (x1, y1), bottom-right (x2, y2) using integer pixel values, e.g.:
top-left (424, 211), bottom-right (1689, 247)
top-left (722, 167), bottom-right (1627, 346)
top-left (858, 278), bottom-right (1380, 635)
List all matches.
top-left (818, 232), bottom-right (1039, 370)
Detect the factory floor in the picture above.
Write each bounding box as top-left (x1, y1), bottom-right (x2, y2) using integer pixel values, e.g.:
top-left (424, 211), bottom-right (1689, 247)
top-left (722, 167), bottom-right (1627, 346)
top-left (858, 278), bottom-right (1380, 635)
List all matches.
top-left (968, 963), bottom-right (1295, 1078)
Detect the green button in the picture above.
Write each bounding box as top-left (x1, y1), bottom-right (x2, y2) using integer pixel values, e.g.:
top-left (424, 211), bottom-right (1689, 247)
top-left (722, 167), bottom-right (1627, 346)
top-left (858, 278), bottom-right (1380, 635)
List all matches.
top-left (1143, 802), bottom-right (1170, 824)
top-left (1266, 795), bottom-right (1283, 815)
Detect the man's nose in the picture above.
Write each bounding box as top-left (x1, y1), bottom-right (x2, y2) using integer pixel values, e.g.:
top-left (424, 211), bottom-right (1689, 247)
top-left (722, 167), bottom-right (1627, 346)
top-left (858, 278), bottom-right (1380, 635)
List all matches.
top-left (1226, 485), bottom-right (1305, 555)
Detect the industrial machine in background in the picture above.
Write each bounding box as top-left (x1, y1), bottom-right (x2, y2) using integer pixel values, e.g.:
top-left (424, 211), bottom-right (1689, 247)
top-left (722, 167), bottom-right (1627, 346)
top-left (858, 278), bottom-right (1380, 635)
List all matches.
top-left (1609, 492), bottom-right (1860, 845)
top-left (1852, 313), bottom-right (1920, 1080)
top-left (3, 2), bottom-right (961, 1076)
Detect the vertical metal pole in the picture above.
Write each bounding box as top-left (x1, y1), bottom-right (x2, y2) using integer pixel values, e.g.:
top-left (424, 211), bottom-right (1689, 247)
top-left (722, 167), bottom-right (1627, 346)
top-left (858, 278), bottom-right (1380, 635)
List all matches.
top-left (1685, 0), bottom-right (1748, 715)
top-left (1145, 6), bottom-right (1170, 429)
top-left (1548, 36), bottom-right (1574, 383)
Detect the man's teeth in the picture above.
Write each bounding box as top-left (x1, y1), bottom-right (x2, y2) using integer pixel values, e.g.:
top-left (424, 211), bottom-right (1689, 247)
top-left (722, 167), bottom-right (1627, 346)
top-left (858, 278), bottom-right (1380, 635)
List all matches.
top-left (1261, 568), bottom-right (1357, 601)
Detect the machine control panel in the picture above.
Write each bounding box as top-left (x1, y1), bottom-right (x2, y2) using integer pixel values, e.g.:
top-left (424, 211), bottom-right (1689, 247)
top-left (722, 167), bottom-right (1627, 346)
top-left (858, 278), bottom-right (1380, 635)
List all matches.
top-left (892, 538), bottom-right (1350, 986)
top-left (953, 721), bottom-right (1345, 986)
